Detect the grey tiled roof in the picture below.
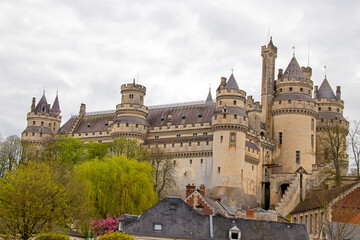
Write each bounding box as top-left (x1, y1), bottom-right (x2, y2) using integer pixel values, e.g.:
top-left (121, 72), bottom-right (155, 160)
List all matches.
top-left (34, 94), bottom-right (50, 113)
top-left (318, 112), bottom-right (347, 121)
top-left (23, 126), bottom-right (53, 134)
top-left (274, 93), bottom-right (316, 103)
top-left (214, 107), bottom-right (247, 116)
top-left (281, 57), bottom-right (306, 80)
top-left (246, 141), bottom-right (260, 151)
top-left (124, 197), bottom-right (310, 240)
top-left (226, 73), bottom-right (240, 90)
top-left (51, 94), bottom-right (61, 113)
top-left (205, 90), bottom-right (213, 103)
top-left (114, 116), bottom-right (149, 126)
top-left (317, 78), bottom-right (337, 100)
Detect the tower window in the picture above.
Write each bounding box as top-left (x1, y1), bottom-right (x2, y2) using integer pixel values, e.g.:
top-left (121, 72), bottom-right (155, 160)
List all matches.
top-left (233, 100), bottom-right (237, 105)
top-left (201, 159), bottom-right (203, 164)
top-left (189, 142), bottom-right (191, 146)
top-left (129, 94), bottom-right (134, 99)
top-left (174, 160), bottom-right (176, 166)
top-left (311, 135), bottom-right (314, 150)
top-left (220, 136), bottom-right (223, 142)
top-left (300, 87), bottom-right (303, 92)
top-left (319, 107), bottom-right (321, 111)
top-left (234, 115), bottom-right (237, 119)
top-left (197, 142), bottom-right (200, 146)
top-left (296, 151), bottom-right (300, 164)
top-left (176, 134), bottom-right (181, 137)
top-left (223, 114), bottom-right (226, 119)
top-left (164, 144), bottom-right (166, 148)
top-left (49, 123), bottom-right (51, 127)
top-left (180, 143), bottom-right (183, 147)
top-left (126, 123), bottom-right (129, 127)
top-left (190, 159), bottom-right (192, 164)
top-left (279, 132), bottom-right (282, 145)
top-left (289, 87), bottom-right (293, 91)
top-left (193, 133), bottom-right (197, 136)
top-left (172, 143), bottom-right (174, 148)
top-left (136, 124), bottom-right (138, 128)
top-left (33, 121), bottom-right (35, 125)
top-left (279, 101), bottom-right (282, 104)
top-left (328, 107), bottom-right (332, 111)
top-left (311, 118), bottom-right (314, 131)
top-left (337, 108), bottom-right (340, 112)
top-left (218, 167), bottom-right (221, 173)
top-left (288, 100), bottom-right (291, 104)
top-left (206, 141), bottom-right (209, 145)
top-left (280, 88), bottom-right (282, 92)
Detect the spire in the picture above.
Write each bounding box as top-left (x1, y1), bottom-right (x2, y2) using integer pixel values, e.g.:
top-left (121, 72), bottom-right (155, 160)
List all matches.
top-left (34, 91), bottom-right (49, 113)
top-left (317, 78), bottom-right (337, 100)
top-left (225, 73), bottom-right (240, 90)
top-left (281, 57), bottom-right (306, 80)
top-left (51, 92), bottom-right (61, 113)
top-left (268, 36), bottom-right (274, 47)
top-left (205, 87), bottom-right (213, 104)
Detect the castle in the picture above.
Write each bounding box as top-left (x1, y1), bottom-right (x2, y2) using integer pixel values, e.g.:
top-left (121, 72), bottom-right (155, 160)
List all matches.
top-left (22, 38), bottom-right (348, 215)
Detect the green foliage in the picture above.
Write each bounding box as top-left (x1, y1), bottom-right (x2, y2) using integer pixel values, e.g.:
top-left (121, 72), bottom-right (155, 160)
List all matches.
top-left (34, 232), bottom-right (70, 240)
top-left (0, 135), bottom-right (36, 177)
top-left (42, 136), bottom-right (87, 167)
top-left (108, 138), bottom-right (141, 159)
top-left (0, 161), bottom-right (90, 240)
top-left (75, 155), bottom-right (158, 217)
top-left (98, 232), bottom-right (134, 240)
top-left (87, 141), bottom-right (108, 160)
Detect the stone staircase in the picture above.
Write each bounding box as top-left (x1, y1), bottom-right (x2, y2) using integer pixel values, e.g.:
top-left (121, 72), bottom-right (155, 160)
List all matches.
top-left (275, 174), bottom-right (301, 217)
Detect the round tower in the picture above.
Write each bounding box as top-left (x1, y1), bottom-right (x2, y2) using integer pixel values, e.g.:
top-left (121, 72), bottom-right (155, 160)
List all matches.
top-left (272, 57), bottom-right (318, 174)
top-left (314, 78), bottom-right (348, 167)
top-left (211, 74), bottom-right (249, 191)
top-left (22, 92), bottom-right (62, 148)
top-left (111, 79), bottom-right (149, 143)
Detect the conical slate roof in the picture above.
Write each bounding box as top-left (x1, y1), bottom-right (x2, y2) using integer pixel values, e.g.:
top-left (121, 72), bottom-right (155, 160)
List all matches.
top-left (226, 73), bottom-right (239, 90)
top-left (282, 57), bottom-right (305, 80)
top-left (51, 94), bottom-right (61, 113)
top-left (34, 92), bottom-right (50, 113)
top-left (205, 89), bottom-right (213, 103)
top-left (318, 78), bottom-right (337, 100)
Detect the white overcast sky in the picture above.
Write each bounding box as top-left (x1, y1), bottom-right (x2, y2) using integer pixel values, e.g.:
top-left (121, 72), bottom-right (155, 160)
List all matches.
top-left (1, 0), bottom-right (360, 141)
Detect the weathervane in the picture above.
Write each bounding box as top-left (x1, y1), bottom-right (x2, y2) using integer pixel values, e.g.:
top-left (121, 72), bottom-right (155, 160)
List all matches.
top-left (292, 46), bottom-right (295, 57)
top-left (324, 65), bottom-right (327, 78)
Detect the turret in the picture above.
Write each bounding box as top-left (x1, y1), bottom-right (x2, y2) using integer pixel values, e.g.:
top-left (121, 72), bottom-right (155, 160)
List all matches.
top-left (211, 74), bottom-right (248, 199)
top-left (22, 92), bottom-right (62, 148)
top-left (272, 56), bottom-right (318, 174)
top-left (261, 37), bottom-right (277, 138)
top-left (112, 79), bottom-right (149, 142)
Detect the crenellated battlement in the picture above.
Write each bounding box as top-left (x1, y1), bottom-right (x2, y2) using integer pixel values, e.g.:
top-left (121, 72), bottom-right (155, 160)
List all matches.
top-left (121, 83), bottom-right (146, 93)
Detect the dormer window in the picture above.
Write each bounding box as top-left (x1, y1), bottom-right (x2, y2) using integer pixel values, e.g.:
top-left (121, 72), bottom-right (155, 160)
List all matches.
top-left (182, 114), bottom-right (186, 120)
top-left (41, 104), bottom-right (46, 112)
top-left (154, 223), bottom-right (162, 231)
top-left (88, 123), bottom-right (91, 128)
top-left (105, 121), bottom-right (108, 126)
top-left (161, 116), bottom-right (165, 121)
top-left (198, 112), bottom-right (202, 118)
top-left (229, 226), bottom-right (241, 240)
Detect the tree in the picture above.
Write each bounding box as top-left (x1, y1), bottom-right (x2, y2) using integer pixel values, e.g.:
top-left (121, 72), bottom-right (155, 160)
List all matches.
top-left (87, 141), bottom-right (108, 160)
top-left (348, 120), bottom-right (360, 179)
top-left (34, 233), bottom-right (70, 240)
top-left (317, 123), bottom-right (348, 186)
top-left (0, 135), bottom-right (36, 178)
top-left (41, 136), bottom-right (87, 167)
top-left (144, 147), bottom-right (176, 198)
top-left (91, 214), bottom-right (119, 236)
top-left (108, 138), bottom-right (141, 159)
top-left (75, 156), bottom-right (157, 217)
top-left (0, 161), bottom-right (88, 240)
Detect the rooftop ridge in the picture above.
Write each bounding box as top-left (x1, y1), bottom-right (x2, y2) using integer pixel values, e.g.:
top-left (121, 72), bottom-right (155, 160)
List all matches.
top-left (70, 99), bottom-right (216, 117)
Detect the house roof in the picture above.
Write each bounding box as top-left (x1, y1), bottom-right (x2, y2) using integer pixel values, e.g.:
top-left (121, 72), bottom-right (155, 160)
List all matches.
top-left (51, 94), bottom-right (61, 113)
top-left (290, 182), bottom-right (360, 214)
top-left (124, 197), bottom-right (309, 240)
top-left (34, 93), bottom-right (50, 113)
top-left (281, 57), bottom-right (306, 80)
top-left (317, 78), bottom-right (337, 100)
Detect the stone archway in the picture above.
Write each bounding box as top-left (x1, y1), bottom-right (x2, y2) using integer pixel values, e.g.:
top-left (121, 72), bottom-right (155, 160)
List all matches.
top-left (278, 183), bottom-right (290, 200)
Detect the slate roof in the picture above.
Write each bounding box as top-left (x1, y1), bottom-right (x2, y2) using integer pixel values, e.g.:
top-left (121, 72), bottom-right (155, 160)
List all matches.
top-left (317, 78), bottom-right (337, 100)
top-left (318, 112), bottom-right (347, 121)
top-left (123, 197), bottom-right (310, 240)
top-left (34, 93), bottom-right (50, 113)
top-left (274, 93), bottom-right (316, 103)
top-left (281, 57), bottom-right (306, 80)
top-left (73, 114), bottom-right (114, 134)
top-left (226, 73), bottom-right (240, 90)
top-left (51, 94), bottom-right (61, 113)
top-left (290, 182), bottom-right (359, 214)
top-left (205, 89), bottom-right (213, 104)
top-left (23, 126), bottom-right (53, 134)
top-left (246, 141), bottom-right (260, 151)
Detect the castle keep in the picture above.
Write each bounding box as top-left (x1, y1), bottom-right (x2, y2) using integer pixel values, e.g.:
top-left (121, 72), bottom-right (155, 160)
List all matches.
top-left (22, 39), bottom-right (348, 213)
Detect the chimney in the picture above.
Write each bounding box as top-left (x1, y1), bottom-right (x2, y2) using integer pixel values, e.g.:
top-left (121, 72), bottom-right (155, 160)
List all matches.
top-left (277, 69), bottom-right (283, 79)
top-left (199, 184), bottom-right (206, 197)
top-left (220, 77), bottom-right (227, 87)
top-left (79, 103), bottom-right (86, 117)
top-left (31, 97), bottom-right (36, 112)
top-left (214, 196), bottom-right (222, 202)
top-left (186, 183), bottom-right (196, 198)
top-left (336, 86), bottom-right (341, 100)
top-left (246, 209), bottom-right (254, 219)
top-left (314, 86), bottom-right (318, 99)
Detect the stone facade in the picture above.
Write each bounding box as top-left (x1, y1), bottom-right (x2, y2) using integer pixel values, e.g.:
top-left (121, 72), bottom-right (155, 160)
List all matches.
top-left (22, 39), bottom-right (348, 211)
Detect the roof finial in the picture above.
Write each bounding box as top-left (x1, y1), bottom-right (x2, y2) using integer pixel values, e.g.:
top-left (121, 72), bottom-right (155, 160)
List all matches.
top-left (292, 46), bottom-right (295, 57)
top-left (231, 68), bottom-right (233, 74)
top-left (324, 65), bottom-right (327, 78)
top-left (133, 78), bottom-right (136, 84)
top-left (307, 42), bottom-right (310, 67)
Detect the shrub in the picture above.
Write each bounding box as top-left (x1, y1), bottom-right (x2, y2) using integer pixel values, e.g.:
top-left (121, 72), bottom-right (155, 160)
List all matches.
top-left (98, 231), bottom-right (134, 240)
top-left (34, 232), bottom-right (70, 240)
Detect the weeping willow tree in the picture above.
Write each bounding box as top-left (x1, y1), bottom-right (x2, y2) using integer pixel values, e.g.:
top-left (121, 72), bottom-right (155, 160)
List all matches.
top-left (75, 156), bottom-right (157, 217)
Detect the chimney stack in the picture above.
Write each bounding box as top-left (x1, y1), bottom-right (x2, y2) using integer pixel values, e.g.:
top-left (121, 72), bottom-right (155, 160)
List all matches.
top-left (220, 77), bottom-right (227, 88)
top-left (186, 183), bottom-right (196, 198)
top-left (314, 86), bottom-right (318, 99)
top-left (336, 86), bottom-right (341, 100)
top-left (199, 184), bottom-right (206, 197)
top-left (278, 69), bottom-right (283, 79)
